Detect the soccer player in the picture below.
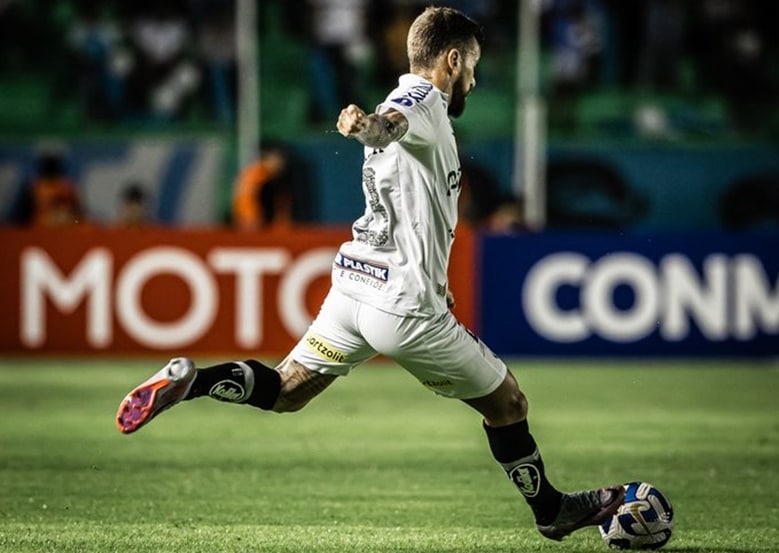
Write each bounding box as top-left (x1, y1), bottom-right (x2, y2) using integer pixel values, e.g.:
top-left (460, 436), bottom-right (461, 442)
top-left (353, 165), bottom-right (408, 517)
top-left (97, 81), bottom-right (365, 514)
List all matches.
top-left (116, 6), bottom-right (624, 541)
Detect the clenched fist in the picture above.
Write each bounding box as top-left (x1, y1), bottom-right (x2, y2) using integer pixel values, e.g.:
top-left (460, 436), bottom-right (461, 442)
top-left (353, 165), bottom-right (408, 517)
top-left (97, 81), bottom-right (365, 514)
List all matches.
top-left (337, 104), bottom-right (369, 138)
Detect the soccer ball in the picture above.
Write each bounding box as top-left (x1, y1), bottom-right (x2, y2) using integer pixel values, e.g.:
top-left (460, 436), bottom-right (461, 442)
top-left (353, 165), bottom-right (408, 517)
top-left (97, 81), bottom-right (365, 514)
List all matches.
top-left (599, 482), bottom-right (674, 550)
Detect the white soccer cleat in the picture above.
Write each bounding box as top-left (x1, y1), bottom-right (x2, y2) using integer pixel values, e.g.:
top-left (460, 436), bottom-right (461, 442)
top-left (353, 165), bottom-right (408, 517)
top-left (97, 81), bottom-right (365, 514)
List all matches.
top-left (116, 358), bottom-right (196, 434)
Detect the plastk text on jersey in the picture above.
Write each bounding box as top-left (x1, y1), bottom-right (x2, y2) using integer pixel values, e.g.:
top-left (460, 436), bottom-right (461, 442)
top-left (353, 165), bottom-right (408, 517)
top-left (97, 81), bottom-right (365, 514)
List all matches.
top-left (335, 253), bottom-right (389, 281)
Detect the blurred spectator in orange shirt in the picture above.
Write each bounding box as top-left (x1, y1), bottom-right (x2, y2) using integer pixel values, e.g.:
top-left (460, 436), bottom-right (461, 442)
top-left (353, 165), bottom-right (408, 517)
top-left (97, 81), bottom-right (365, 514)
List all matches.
top-left (30, 151), bottom-right (85, 227)
top-left (117, 182), bottom-right (153, 227)
top-left (484, 195), bottom-right (532, 234)
top-left (232, 142), bottom-right (294, 231)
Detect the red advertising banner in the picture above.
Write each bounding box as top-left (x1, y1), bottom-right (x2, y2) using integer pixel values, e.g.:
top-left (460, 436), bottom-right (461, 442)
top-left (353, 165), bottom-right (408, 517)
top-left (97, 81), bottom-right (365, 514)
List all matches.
top-left (0, 227), bottom-right (475, 356)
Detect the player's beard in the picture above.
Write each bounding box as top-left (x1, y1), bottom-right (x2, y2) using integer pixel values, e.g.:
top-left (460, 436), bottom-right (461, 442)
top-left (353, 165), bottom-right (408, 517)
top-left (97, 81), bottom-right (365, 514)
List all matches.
top-left (448, 78), bottom-right (469, 118)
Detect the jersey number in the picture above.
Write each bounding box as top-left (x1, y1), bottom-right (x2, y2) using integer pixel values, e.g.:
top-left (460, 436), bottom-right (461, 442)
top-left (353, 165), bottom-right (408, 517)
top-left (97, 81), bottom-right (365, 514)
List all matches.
top-left (354, 167), bottom-right (390, 247)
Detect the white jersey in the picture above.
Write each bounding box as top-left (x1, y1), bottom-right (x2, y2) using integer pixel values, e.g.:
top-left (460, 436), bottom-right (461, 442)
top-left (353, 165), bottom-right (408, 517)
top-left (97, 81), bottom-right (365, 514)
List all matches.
top-left (332, 74), bottom-right (462, 316)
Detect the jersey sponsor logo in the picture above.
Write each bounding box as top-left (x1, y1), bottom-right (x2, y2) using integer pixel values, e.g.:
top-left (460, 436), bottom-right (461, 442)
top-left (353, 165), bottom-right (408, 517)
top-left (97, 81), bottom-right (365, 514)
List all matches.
top-left (209, 380), bottom-right (246, 402)
top-left (390, 82), bottom-right (434, 107)
top-left (344, 271), bottom-right (386, 291)
top-left (305, 332), bottom-right (347, 363)
top-left (335, 252), bottom-right (389, 281)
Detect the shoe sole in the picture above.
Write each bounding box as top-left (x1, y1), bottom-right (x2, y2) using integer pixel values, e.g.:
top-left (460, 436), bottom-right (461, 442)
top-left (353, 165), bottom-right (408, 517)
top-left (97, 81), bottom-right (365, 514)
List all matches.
top-left (116, 376), bottom-right (174, 434)
top-left (116, 359), bottom-right (194, 434)
top-left (541, 486), bottom-right (627, 541)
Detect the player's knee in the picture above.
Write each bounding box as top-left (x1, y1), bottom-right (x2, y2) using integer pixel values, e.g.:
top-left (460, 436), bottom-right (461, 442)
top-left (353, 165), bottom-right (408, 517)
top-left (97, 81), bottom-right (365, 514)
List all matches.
top-left (513, 388), bottom-right (529, 420)
top-left (492, 388), bottom-right (527, 425)
top-left (496, 374), bottom-right (529, 424)
top-left (496, 372), bottom-right (529, 422)
top-left (269, 359), bottom-right (335, 413)
top-left (465, 371), bottom-right (529, 426)
top-left (270, 371), bottom-right (310, 413)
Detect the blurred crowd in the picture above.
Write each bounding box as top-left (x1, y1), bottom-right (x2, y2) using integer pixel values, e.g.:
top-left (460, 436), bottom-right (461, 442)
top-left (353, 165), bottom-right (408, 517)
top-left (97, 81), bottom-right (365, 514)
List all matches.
top-left (7, 147), bottom-right (154, 228)
top-left (1, 0), bottom-right (777, 233)
top-left (0, 0), bottom-right (776, 137)
top-left (6, 141), bottom-right (299, 230)
top-left (542, 0), bottom-right (779, 137)
top-left (8, 138), bottom-right (530, 233)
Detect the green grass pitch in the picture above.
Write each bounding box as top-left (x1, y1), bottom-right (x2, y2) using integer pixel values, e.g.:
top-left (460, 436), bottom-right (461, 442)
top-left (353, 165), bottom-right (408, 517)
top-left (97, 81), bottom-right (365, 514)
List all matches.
top-left (0, 359), bottom-right (777, 552)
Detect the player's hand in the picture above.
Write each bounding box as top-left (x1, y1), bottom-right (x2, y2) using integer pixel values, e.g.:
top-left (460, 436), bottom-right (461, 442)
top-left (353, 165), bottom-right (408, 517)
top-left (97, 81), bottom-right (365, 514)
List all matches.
top-left (337, 104), bottom-right (368, 138)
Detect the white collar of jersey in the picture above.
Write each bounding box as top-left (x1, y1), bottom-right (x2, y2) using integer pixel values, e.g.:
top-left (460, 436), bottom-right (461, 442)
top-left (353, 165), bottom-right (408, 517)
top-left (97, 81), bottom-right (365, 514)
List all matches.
top-left (399, 73), bottom-right (449, 104)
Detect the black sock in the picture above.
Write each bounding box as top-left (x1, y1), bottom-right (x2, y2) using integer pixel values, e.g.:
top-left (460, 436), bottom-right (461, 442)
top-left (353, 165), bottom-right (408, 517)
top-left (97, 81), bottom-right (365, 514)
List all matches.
top-left (483, 419), bottom-right (563, 525)
top-left (185, 359), bottom-right (281, 410)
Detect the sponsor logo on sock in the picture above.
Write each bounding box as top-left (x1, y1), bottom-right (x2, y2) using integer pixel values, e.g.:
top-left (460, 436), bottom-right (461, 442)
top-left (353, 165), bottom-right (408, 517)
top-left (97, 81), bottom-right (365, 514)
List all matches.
top-left (509, 463), bottom-right (541, 498)
top-left (209, 380), bottom-right (245, 403)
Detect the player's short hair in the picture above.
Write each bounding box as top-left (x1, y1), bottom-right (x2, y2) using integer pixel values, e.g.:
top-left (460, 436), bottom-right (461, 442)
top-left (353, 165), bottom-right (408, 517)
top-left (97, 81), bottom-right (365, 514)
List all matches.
top-left (407, 6), bottom-right (484, 71)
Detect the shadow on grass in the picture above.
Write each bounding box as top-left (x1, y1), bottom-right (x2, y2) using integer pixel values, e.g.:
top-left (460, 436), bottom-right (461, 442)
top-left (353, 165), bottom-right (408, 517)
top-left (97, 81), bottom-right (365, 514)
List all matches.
top-left (662, 545), bottom-right (764, 553)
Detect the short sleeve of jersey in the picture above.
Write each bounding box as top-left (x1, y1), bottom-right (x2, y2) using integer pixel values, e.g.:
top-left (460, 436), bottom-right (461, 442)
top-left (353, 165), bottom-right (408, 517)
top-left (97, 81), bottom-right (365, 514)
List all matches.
top-left (376, 76), bottom-right (439, 148)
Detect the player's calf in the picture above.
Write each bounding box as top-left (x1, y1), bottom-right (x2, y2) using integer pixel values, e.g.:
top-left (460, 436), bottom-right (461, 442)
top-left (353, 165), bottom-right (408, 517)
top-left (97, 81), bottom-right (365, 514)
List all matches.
top-left (188, 358), bottom-right (336, 412)
top-left (186, 358), bottom-right (337, 413)
top-left (185, 359), bottom-right (281, 409)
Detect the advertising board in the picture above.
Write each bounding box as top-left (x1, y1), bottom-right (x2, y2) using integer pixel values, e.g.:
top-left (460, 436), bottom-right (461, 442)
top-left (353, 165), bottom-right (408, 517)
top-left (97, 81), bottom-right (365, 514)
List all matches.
top-left (0, 227), bottom-right (476, 356)
top-left (479, 233), bottom-right (779, 356)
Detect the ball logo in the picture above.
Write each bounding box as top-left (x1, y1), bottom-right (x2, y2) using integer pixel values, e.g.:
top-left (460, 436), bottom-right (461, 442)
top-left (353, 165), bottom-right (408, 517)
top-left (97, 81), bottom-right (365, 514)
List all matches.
top-left (629, 502), bottom-right (653, 535)
top-left (509, 463), bottom-right (541, 498)
top-left (209, 380), bottom-right (245, 403)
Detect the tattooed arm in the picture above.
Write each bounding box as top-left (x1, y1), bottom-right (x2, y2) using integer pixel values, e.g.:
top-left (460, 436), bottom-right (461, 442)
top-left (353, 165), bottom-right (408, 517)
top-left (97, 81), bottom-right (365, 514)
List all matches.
top-left (337, 104), bottom-right (409, 149)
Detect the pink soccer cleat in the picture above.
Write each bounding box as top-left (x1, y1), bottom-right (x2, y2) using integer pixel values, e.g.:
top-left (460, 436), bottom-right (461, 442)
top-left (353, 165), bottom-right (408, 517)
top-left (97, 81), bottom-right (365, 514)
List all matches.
top-left (116, 358), bottom-right (196, 434)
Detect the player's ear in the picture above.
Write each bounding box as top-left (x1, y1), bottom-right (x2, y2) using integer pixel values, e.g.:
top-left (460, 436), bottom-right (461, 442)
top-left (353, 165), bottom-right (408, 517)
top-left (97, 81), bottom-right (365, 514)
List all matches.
top-left (446, 48), bottom-right (462, 76)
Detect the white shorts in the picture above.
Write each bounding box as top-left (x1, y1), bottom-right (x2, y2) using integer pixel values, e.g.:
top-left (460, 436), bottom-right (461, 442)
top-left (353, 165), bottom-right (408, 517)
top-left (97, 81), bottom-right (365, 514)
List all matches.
top-left (289, 288), bottom-right (507, 399)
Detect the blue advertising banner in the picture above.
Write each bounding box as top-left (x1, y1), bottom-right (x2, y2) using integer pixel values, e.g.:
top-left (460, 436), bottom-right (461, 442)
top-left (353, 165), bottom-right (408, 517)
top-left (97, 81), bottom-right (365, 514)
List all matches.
top-left (478, 232), bottom-right (779, 357)
top-left (0, 139), bottom-right (225, 226)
